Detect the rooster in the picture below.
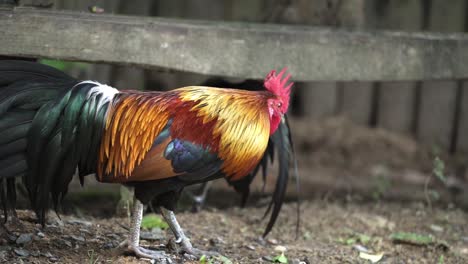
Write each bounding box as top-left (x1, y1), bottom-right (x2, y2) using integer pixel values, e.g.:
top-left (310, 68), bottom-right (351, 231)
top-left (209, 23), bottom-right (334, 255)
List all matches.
top-left (0, 60), bottom-right (293, 260)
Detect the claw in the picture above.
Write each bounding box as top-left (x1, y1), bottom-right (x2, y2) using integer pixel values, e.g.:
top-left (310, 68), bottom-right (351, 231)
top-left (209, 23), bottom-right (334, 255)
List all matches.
top-left (128, 245), bottom-right (171, 262)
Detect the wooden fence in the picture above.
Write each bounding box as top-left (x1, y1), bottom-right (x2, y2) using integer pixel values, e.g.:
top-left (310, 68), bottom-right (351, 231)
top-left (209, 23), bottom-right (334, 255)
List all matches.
top-left (1, 0), bottom-right (468, 155)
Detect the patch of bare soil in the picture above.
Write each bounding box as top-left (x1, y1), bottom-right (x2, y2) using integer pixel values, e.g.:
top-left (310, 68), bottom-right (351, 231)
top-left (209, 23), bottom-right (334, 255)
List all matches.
top-left (0, 200), bottom-right (467, 263)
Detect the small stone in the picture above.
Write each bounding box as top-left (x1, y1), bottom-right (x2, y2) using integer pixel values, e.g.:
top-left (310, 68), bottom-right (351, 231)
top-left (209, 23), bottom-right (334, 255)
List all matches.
top-left (245, 244), bottom-right (255, 251)
top-left (71, 235), bottom-right (85, 243)
top-left (49, 257), bottom-right (59, 262)
top-left (62, 239), bottom-right (72, 247)
top-left (41, 252), bottom-right (53, 258)
top-left (430, 224), bottom-right (444, 233)
top-left (14, 248), bottom-right (30, 257)
top-left (209, 237), bottom-right (225, 246)
top-left (291, 259), bottom-right (302, 264)
top-left (102, 242), bottom-right (115, 249)
top-left (66, 219), bottom-right (92, 226)
top-left (262, 256), bottom-right (274, 262)
top-left (274, 245), bottom-right (287, 253)
top-left (79, 228), bottom-right (90, 234)
top-left (106, 233), bottom-right (121, 240)
top-left (353, 244), bottom-right (370, 253)
top-left (267, 238), bottom-right (278, 245)
top-left (36, 232), bottom-right (45, 238)
top-left (16, 233), bottom-right (33, 245)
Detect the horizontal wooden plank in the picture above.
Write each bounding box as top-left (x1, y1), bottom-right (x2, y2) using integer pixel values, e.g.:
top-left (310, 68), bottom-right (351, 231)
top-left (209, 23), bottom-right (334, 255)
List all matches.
top-left (1, 7), bottom-right (468, 81)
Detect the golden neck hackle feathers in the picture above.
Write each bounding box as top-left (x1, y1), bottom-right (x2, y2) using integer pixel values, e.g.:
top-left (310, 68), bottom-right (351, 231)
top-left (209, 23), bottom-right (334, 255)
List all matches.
top-left (98, 87), bottom-right (273, 181)
top-left (177, 87), bottom-right (272, 180)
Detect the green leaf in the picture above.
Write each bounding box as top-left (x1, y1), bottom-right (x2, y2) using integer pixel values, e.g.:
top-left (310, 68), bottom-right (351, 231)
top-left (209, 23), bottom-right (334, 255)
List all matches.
top-left (390, 232), bottom-right (434, 246)
top-left (39, 59), bottom-right (68, 71)
top-left (433, 157), bottom-right (447, 183)
top-left (337, 233), bottom-right (371, 245)
top-left (141, 214), bottom-right (169, 230)
top-left (358, 234), bottom-right (371, 244)
top-left (39, 59), bottom-right (90, 71)
top-left (273, 253), bottom-right (288, 263)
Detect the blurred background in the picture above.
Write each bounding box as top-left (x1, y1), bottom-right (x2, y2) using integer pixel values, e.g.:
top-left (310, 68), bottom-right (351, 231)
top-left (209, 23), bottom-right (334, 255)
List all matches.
top-left (19, 0), bottom-right (468, 213)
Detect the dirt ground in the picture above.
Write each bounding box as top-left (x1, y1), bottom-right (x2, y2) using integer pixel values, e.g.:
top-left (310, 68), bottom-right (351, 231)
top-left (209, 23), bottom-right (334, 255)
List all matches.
top-left (0, 200), bottom-right (467, 263)
top-left (1, 117), bottom-right (468, 263)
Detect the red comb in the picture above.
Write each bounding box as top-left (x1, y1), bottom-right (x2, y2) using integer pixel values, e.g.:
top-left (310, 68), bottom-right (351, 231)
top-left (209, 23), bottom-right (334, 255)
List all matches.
top-left (264, 67), bottom-right (293, 100)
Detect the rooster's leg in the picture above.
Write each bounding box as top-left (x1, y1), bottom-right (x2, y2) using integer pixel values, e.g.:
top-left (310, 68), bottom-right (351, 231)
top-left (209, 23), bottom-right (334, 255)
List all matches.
top-left (127, 198), bottom-right (170, 261)
top-left (188, 182), bottom-right (212, 212)
top-left (160, 207), bottom-right (217, 257)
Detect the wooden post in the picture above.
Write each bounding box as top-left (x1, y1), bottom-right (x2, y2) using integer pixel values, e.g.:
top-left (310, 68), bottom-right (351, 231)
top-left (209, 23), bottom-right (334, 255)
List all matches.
top-left (417, 0), bottom-right (466, 151)
top-left (374, 1), bottom-right (423, 134)
top-left (293, 0), bottom-right (342, 120)
top-left (337, 0), bottom-right (374, 125)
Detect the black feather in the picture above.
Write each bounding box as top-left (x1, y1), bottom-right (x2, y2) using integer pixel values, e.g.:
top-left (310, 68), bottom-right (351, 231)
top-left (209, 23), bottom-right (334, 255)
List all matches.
top-left (0, 60), bottom-right (114, 224)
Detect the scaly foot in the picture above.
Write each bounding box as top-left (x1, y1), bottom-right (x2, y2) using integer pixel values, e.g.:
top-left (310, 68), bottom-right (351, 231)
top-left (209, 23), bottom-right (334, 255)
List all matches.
top-left (127, 244), bottom-right (171, 262)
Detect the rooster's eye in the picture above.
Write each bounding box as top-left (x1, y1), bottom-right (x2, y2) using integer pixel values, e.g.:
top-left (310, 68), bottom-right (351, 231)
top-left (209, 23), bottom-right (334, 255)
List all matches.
top-left (277, 102), bottom-right (282, 108)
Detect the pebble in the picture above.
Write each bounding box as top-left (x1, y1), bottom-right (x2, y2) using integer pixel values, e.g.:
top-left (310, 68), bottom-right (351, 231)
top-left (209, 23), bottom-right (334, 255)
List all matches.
top-left (106, 233), bottom-right (121, 240)
top-left (71, 235), bottom-right (85, 243)
top-left (291, 259), bottom-right (307, 264)
top-left (41, 252), bottom-right (53, 258)
top-left (102, 242), bottom-right (115, 249)
top-left (245, 244), bottom-right (256, 251)
top-left (61, 239), bottom-right (72, 247)
top-left (79, 228), bottom-right (90, 234)
top-left (36, 232), bottom-right (45, 238)
top-left (267, 238), bottom-right (278, 245)
top-left (49, 257), bottom-right (59, 262)
top-left (353, 244), bottom-right (370, 253)
top-left (262, 256), bottom-right (274, 262)
top-left (16, 234), bottom-right (33, 245)
top-left (66, 219), bottom-right (92, 226)
top-left (209, 237), bottom-right (226, 246)
top-left (13, 248), bottom-right (30, 257)
top-left (430, 224), bottom-right (444, 233)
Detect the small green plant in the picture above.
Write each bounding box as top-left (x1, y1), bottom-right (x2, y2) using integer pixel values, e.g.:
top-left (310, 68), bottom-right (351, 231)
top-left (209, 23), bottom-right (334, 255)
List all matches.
top-left (87, 249), bottom-right (99, 264)
top-left (371, 173), bottom-right (391, 200)
top-left (433, 156), bottom-right (447, 183)
top-left (141, 214), bottom-right (169, 230)
top-left (337, 233), bottom-right (372, 245)
top-left (425, 156), bottom-right (447, 209)
top-left (39, 59), bottom-right (89, 71)
top-left (273, 252), bottom-right (288, 263)
top-left (199, 255), bottom-right (213, 264)
top-left (390, 232), bottom-right (434, 245)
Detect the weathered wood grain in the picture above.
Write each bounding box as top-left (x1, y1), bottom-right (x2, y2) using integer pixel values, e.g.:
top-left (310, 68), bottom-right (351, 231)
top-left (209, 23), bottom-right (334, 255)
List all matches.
top-left (417, 0), bottom-right (465, 151)
top-left (375, 0), bottom-right (422, 134)
top-left (1, 7), bottom-right (468, 81)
